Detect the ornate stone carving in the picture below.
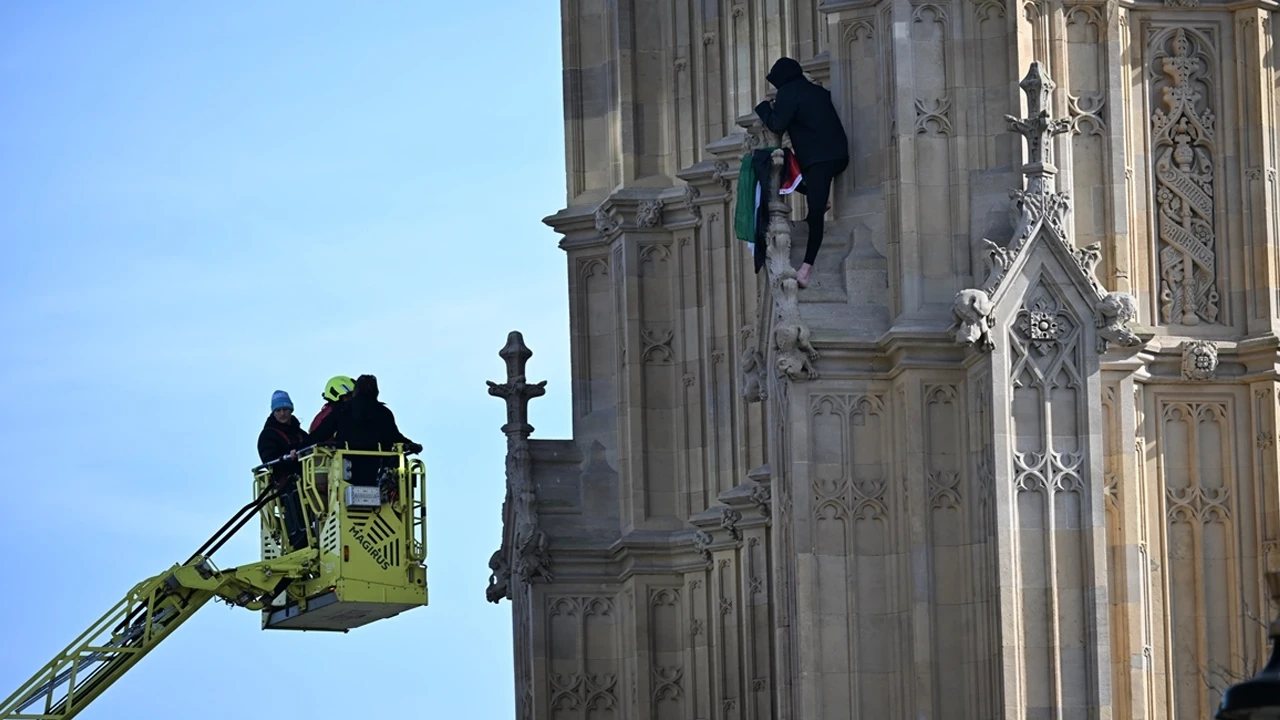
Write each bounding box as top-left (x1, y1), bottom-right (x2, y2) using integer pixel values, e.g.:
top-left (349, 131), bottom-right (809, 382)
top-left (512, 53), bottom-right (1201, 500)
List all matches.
top-left (773, 293), bottom-right (820, 380)
top-left (1066, 91), bottom-right (1106, 136)
top-left (682, 183), bottom-right (701, 222)
top-left (720, 507), bottom-right (743, 541)
top-left (1163, 0), bottom-right (1198, 6)
top-left (1180, 339), bottom-right (1219, 380)
top-left (914, 96), bottom-right (953, 135)
top-left (635, 199), bottom-right (664, 228)
top-left (952, 288), bottom-right (996, 351)
top-left (712, 159), bottom-right (733, 195)
top-left (486, 548), bottom-right (510, 603)
top-left (1017, 300), bottom-right (1065, 355)
top-left (692, 530), bottom-right (714, 566)
top-left (549, 672), bottom-right (618, 713)
top-left (844, 19), bottom-right (874, 42)
top-left (912, 2), bottom-right (949, 24)
top-left (640, 328), bottom-right (675, 364)
top-left (652, 667), bottom-right (684, 700)
top-left (742, 119), bottom-right (822, 383)
top-left (953, 63), bottom-right (1141, 354)
top-left (593, 205), bottom-right (619, 236)
top-left (1096, 291), bottom-right (1141, 352)
top-left (512, 460), bottom-right (554, 583)
top-left (1004, 63), bottom-right (1073, 195)
top-left (1151, 28), bottom-right (1220, 326)
top-left (1011, 284), bottom-right (1086, 496)
top-left (740, 325), bottom-right (767, 402)
top-left (487, 332), bottom-right (553, 603)
top-left (750, 482), bottom-right (771, 517)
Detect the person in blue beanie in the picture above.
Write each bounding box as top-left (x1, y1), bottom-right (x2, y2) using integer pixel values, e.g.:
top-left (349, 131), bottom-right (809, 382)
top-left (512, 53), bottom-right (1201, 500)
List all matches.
top-left (256, 390), bottom-right (311, 551)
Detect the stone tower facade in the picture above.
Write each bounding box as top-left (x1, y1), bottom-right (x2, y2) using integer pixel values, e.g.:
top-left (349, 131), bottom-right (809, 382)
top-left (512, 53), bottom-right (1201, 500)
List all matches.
top-left (485, 1), bottom-right (1280, 719)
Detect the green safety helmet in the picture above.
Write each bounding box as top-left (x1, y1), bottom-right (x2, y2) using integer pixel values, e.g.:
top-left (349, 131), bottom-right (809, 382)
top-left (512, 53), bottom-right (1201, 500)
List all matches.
top-left (322, 375), bottom-right (356, 402)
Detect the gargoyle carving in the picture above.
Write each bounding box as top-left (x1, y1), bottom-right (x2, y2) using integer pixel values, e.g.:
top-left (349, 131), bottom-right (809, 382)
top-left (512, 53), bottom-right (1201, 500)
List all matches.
top-left (1095, 291), bottom-right (1141, 352)
top-left (720, 507), bottom-right (743, 542)
top-left (952, 288), bottom-right (996, 351)
top-left (692, 530), bottom-right (714, 566)
top-left (485, 548), bottom-right (511, 603)
top-left (750, 482), bottom-right (771, 518)
top-left (740, 325), bottom-right (767, 402)
top-left (511, 483), bottom-right (554, 584)
top-left (774, 307), bottom-right (820, 380)
top-left (635, 199), bottom-right (663, 228)
top-left (593, 205), bottom-right (619, 235)
top-left (742, 344), bottom-right (766, 401)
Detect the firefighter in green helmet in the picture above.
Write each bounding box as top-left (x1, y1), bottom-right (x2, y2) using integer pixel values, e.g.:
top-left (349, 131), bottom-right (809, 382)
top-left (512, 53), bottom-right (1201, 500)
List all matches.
top-left (309, 375), bottom-right (354, 439)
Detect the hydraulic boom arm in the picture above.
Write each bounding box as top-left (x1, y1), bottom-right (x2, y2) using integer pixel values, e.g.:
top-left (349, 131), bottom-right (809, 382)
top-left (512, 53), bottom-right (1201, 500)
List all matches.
top-left (1, 468), bottom-right (318, 720)
top-left (0, 550), bottom-right (316, 720)
top-left (3, 445), bottom-right (429, 720)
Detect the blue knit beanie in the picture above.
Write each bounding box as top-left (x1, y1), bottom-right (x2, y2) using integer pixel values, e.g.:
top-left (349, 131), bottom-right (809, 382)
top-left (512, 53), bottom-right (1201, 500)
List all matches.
top-left (271, 390), bottom-right (293, 412)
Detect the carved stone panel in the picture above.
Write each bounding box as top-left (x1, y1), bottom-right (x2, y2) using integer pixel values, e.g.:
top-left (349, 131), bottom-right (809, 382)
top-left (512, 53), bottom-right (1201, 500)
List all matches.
top-left (638, 242), bottom-right (681, 521)
top-left (547, 596), bottom-right (620, 720)
top-left (1152, 395), bottom-right (1260, 718)
top-left (647, 588), bottom-right (685, 720)
top-left (1003, 274), bottom-right (1108, 717)
top-left (575, 256), bottom-right (615, 418)
top-left (808, 392), bottom-right (900, 717)
top-left (1148, 27), bottom-right (1222, 326)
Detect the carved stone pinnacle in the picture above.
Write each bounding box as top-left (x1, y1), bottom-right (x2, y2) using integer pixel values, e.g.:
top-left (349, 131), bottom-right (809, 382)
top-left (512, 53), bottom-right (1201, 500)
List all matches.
top-left (1004, 62), bottom-right (1072, 194)
top-left (486, 331), bottom-right (548, 436)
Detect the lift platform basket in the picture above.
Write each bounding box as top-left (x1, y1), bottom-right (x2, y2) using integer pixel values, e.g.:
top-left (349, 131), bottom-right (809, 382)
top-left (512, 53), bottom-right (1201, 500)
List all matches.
top-left (253, 446), bottom-right (429, 632)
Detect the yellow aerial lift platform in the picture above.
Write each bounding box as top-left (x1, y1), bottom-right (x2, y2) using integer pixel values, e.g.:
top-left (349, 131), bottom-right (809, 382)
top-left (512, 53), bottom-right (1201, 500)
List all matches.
top-left (1, 444), bottom-right (428, 720)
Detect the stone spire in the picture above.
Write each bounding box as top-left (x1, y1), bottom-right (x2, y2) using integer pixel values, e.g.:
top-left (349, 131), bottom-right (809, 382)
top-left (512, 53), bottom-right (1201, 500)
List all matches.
top-left (488, 331), bottom-right (547, 437)
top-left (1004, 61), bottom-right (1073, 195)
top-left (486, 331), bottom-right (552, 605)
top-left (952, 62), bottom-right (1142, 354)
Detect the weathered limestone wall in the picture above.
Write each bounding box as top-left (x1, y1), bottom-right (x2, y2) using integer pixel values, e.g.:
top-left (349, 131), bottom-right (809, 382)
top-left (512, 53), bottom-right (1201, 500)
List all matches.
top-left (485, 1), bottom-right (1280, 719)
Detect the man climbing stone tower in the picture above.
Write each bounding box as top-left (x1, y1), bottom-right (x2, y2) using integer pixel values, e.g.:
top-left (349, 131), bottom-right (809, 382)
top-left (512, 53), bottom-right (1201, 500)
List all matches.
top-left (489, 2), bottom-right (1280, 719)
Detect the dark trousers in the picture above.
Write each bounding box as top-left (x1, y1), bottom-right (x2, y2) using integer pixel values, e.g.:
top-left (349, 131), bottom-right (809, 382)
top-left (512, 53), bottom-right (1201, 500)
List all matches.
top-left (277, 478), bottom-right (308, 551)
top-left (796, 157), bottom-right (848, 266)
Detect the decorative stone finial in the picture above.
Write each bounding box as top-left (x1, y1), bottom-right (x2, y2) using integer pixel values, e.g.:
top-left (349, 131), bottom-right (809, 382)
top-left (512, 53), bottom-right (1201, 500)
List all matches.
top-left (1004, 62), bottom-right (1073, 193)
top-left (486, 331), bottom-right (553, 604)
top-left (953, 62), bottom-right (1143, 355)
top-left (486, 331), bottom-right (547, 437)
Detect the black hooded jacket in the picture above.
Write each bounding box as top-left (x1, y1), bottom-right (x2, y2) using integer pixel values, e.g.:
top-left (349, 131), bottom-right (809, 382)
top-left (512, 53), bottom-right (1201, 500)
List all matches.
top-left (308, 395), bottom-right (416, 454)
top-left (257, 414), bottom-right (311, 477)
top-left (754, 57), bottom-right (849, 170)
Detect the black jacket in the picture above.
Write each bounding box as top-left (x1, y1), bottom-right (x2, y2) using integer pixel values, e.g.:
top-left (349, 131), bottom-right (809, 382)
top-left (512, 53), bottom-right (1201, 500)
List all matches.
top-left (308, 396), bottom-right (417, 453)
top-left (256, 414), bottom-right (311, 477)
top-left (754, 57), bottom-right (849, 170)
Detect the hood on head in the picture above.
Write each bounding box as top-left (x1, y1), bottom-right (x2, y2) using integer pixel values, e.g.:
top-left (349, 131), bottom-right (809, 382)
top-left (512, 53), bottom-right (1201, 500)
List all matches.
top-left (766, 57), bottom-right (804, 88)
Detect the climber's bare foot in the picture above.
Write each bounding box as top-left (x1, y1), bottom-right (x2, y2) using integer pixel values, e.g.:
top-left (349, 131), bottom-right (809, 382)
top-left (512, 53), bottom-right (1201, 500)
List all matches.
top-left (796, 263), bottom-right (812, 289)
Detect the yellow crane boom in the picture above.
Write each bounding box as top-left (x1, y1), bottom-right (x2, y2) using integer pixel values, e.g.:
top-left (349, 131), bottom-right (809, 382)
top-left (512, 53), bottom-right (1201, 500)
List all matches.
top-left (1, 445), bottom-right (429, 720)
top-left (1, 550), bottom-right (314, 720)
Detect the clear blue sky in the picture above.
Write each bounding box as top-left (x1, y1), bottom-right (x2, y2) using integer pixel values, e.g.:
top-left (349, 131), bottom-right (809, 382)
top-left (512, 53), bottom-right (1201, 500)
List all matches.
top-left (0, 3), bottom-right (571, 717)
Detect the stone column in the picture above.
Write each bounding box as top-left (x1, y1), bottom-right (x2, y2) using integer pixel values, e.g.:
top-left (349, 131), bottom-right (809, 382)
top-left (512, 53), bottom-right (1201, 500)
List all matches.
top-left (1233, 8), bottom-right (1280, 334)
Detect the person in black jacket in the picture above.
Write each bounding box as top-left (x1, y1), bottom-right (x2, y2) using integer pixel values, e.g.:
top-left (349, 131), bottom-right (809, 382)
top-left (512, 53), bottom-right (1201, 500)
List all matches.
top-left (256, 390), bottom-right (311, 551)
top-left (754, 56), bottom-right (850, 289)
top-left (308, 375), bottom-right (423, 486)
